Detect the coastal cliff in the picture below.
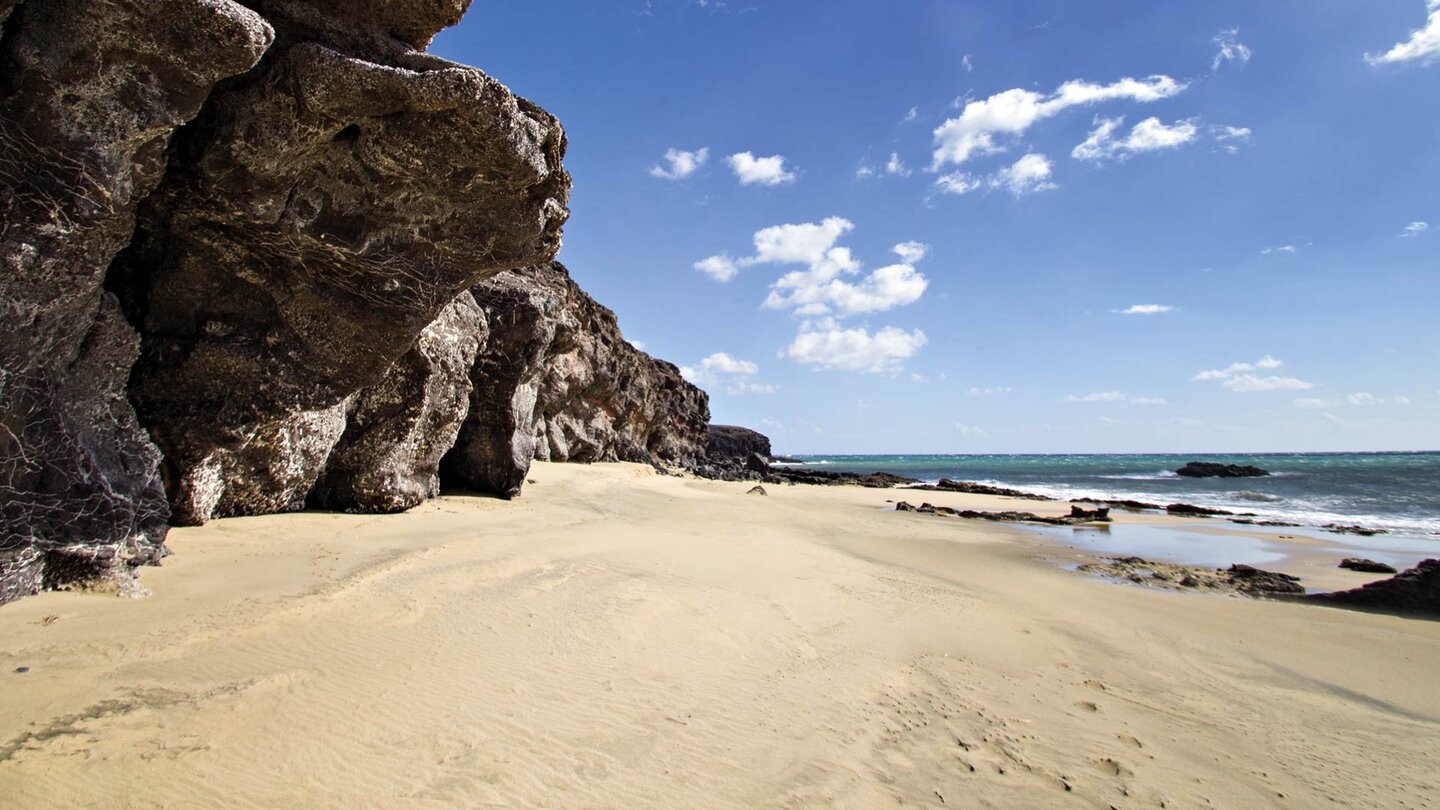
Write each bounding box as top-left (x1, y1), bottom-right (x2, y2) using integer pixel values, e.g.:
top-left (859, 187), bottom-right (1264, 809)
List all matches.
top-left (0, 0), bottom-right (706, 603)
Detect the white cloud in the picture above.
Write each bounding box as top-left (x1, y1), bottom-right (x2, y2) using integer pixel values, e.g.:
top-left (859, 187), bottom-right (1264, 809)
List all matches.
top-left (1214, 125), bottom-right (1253, 154)
top-left (933, 171), bottom-right (982, 196)
top-left (1262, 244), bottom-right (1302, 255)
top-left (1367, 0), bottom-right (1440, 65)
top-left (893, 241), bottom-right (930, 263)
top-left (780, 324), bottom-right (928, 373)
top-left (1222, 374), bottom-right (1314, 393)
top-left (931, 74), bottom-right (1187, 169)
top-left (968, 386), bottom-right (1012, 397)
top-left (680, 352), bottom-right (776, 396)
top-left (649, 147), bottom-right (709, 180)
top-left (1195, 356), bottom-right (1311, 392)
top-left (990, 153), bottom-right (1057, 196)
top-left (955, 423), bottom-right (989, 440)
top-left (1073, 116), bottom-right (1199, 161)
top-left (1212, 29), bottom-right (1253, 71)
top-left (1401, 221), bottom-right (1430, 237)
top-left (1293, 398), bottom-right (1342, 410)
top-left (1296, 393), bottom-right (1411, 408)
top-left (885, 152), bottom-right (911, 177)
top-left (728, 152), bottom-right (799, 186)
top-left (694, 254), bottom-right (740, 282)
top-left (1064, 392), bottom-right (1168, 405)
top-left (855, 164), bottom-right (876, 179)
top-left (962, 55), bottom-right (974, 73)
top-left (1115, 304), bottom-right (1175, 315)
top-left (903, 106), bottom-right (919, 123)
top-left (703, 217), bottom-right (930, 317)
top-left (629, 339), bottom-right (647, 351)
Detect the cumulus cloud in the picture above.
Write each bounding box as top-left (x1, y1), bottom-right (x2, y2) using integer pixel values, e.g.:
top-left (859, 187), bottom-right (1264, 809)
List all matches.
top-left (1195, 356), bottom-right (1312, 392)
top-left (935, 154), bottom-right (1056, 197)
top-left (649, 147), bottom-right (709, 180)
top-left (1115, 304), bottom-right (1175, 315)
top-left (728, 152), bottom-right (799, 186)
top-left (694, 254), bottom-right (741, 282)
top-left (1212, 29), bottom-right (1253, 71)
top-left (1367, 0), bottom-right (1440, 65)
top-left (1401, 221), bottom-right (1430, 237)
top-left (991, 153), bottom-right (1057, 196)
top-left (1064, 392), bottom-right (1168, 405)
top-left (886, 152), bottom-right (911, 177)
top-left (893, 241), bottom-right (930, 263)
top-left (931, 74), bottom-right (1187, 169)
top-left (1072, 116), bottom-right (1199, 161)
top-left (698, 217), bottom-right (930, 317)
top-left (680, 352), bottom-right (777, 395)
top-left (780, 324), bottom-right (928, 373)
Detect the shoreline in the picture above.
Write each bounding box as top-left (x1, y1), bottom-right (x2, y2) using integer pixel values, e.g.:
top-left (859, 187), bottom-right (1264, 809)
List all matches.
top-left (2, 462), bottom-right (1437, 806)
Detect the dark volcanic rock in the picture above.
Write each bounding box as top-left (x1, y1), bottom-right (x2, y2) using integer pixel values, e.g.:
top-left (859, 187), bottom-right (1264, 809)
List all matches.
top-left (1071, 498), bottom-right (1164, 512)
top-left (895, 502), bottom-right (1110, 526)
top-left (1175, 462), bottom-right (1270, 478)
top-left (310, 294), bottom-right (487, 513)
top-left (1308, 559), bottom-right (1439, 616)
top-left (116, 29), bottom-right (570, 524)
top-left (442, 262), bottom-right (708, 498)
top-left (0, 0), bottom-right (274, 601)
top-left (909, 479), bottom-right (1054, 501)
top-left (1225, 564), bottom-right (1304, 596)
top-left (1166, 503), bottom-right (1239, 517)
top-left (1323, 524), bottom-right (1389, 537)
top-left (1338, 558), bottom-right (1399, 575)
top-left (707, 425), bottom-right (773, 462)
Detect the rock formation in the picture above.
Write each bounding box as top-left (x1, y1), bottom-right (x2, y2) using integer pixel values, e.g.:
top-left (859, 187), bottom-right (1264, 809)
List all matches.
top-left (707, 425), bottom-right (773, 461)
top-left (112, 8), bottom-right (570, 524)
top-left (1175, 462), bottom-right (1270, 478)
top-left (1, 0), bottom-right (275, 601)
top-left (1308, 559), bottom-right (1439, 616)
top-left (442, 262), bottom-right (709, 498)
top-left (310, 294), bottom-right (487, 513)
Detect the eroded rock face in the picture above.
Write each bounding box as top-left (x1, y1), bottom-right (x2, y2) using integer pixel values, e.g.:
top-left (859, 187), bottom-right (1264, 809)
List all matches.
top-left (114, 24), bottom-right (569, 523)
top-left (1309, 559), bottom-right (1440, 616)
top-left (707, 425), bottom-right (773, 462)
top-left (443, 262), bottom-right (709, 498)
top-left (0, 0), bottom-right (274, 600)
top-left (310, 293), bottom-right (487, 513)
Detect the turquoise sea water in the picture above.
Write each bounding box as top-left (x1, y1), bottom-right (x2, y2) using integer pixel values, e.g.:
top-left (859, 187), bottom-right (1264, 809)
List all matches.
top-left (783, 452), bottom-right (1440, 539)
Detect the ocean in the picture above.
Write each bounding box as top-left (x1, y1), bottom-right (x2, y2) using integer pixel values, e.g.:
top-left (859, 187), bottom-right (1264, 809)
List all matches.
top-left (781, 452), bottom-right (1440, 539)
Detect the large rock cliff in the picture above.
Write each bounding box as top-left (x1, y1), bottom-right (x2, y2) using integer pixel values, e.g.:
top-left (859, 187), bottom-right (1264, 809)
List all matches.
top-left (0, 1), bottom-right (707, 604)
top-left (443, 262), bottom-right (709, 498)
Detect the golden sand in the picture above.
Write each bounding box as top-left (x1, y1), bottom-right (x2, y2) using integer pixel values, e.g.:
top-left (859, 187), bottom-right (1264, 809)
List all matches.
top-left (1, 463), bottom-right (1436, 808)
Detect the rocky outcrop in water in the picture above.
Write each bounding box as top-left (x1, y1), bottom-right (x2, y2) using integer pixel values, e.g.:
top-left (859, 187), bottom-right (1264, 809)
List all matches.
top-left (907, 479), bottom-right (1055, 501)
top-left (1175, 462), bottom-right (1270, 478)
top-left (441, 262), bottom-right (709, 498)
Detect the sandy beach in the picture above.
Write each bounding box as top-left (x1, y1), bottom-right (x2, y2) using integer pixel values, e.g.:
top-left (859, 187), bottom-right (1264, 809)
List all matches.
top-left (1, 462), bottom-right (1437, 808)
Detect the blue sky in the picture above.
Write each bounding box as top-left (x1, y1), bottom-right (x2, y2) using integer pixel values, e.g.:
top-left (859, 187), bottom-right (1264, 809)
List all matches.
top-left (434, 1), bottom-right (1439, 454)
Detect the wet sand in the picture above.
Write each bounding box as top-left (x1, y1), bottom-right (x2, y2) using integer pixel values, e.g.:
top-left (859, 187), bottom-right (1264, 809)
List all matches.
top-left (1, 462), bottom-right (1437, 808)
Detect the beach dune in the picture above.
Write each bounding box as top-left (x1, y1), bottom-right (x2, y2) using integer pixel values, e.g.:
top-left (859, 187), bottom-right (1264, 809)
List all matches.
top-left (1, 462), bottom-right (1436, 808)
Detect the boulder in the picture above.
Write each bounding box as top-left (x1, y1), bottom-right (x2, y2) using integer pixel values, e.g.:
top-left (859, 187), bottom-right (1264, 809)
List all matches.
top-left (1338, 558), bottom-right (1399, 575)
top-left (1308, 559), bottom-right (1439, 616)
top-left (1175, 462), bottom-right (1270, 478)
top-left (1166, 503), bottom-right (1239, 517)
top-left (0, 0), bottom-right (274, 601)
top-left (1225, 564), bottom-right (1304, 596)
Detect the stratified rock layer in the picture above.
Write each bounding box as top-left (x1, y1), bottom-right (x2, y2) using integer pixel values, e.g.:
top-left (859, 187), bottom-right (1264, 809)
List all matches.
top-left (443, 262), bottom-right (709, 498)
top-left (0, 0), bottom-right (274, 600)
top-left (114, 18), bottom-right (569, 525)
